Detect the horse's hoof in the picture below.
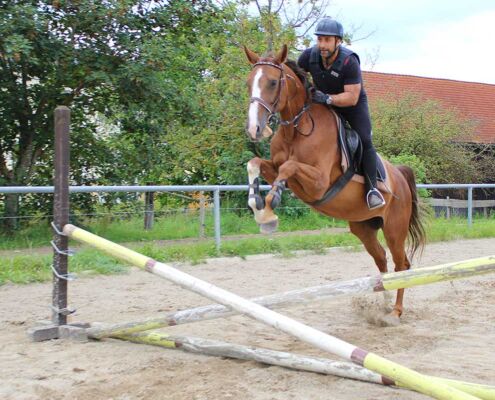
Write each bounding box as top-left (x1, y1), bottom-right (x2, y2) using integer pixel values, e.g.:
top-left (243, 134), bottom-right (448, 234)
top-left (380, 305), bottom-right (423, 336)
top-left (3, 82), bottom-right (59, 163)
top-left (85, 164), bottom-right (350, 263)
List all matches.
top-left (259, 219), bottom-right (279, 234)
top-left (379, 313), bottom-right (401, 327)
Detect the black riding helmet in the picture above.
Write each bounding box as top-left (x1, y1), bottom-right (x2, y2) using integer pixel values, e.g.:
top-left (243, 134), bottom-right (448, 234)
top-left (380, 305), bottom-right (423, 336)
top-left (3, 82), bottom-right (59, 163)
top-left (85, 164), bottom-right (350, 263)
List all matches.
top-left (314, 17), bottom-right (344, 38)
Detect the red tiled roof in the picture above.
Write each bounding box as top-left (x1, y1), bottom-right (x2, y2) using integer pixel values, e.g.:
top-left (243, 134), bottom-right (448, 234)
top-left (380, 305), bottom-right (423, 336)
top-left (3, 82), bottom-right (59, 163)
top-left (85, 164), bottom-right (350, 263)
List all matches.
top-left (362, 71), bottom-right (495, 144)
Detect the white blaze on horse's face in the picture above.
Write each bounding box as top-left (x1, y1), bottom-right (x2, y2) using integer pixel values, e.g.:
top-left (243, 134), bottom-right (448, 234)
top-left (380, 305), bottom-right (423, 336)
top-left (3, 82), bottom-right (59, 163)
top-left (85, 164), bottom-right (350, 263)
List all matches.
top-left (247, 68), bottom-right (263, 140)
top-left (247, 68), bottom-right (274, 142)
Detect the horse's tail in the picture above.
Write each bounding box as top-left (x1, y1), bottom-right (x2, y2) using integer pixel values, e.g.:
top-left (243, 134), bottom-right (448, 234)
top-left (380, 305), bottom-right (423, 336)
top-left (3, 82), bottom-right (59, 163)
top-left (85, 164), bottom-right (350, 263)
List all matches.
top-left (397, 165), bottom-right (426, 260)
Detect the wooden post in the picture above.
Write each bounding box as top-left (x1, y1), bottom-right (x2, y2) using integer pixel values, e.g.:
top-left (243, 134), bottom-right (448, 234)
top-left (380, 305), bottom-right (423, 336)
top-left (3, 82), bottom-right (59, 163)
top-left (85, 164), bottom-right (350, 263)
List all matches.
top-left (199, 191), bottom-right (206, 238)
top-left (52, 106), bottom-right (70, 325)
top-left (144, 188), bottom-right (154, 231)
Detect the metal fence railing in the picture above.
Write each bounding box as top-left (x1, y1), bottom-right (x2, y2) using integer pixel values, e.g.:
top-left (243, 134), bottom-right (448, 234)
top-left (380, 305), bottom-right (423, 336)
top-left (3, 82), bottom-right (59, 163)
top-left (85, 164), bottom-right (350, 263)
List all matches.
top-left (1, 183), bottom-right (495, 249)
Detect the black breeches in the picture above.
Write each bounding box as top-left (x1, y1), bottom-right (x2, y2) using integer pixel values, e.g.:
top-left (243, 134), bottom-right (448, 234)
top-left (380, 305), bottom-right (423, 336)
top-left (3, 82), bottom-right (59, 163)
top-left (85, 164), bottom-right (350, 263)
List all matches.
top-left (343, 111), bottom-right (373, 150)
top-left (342, 111), bottom-right (377, 191)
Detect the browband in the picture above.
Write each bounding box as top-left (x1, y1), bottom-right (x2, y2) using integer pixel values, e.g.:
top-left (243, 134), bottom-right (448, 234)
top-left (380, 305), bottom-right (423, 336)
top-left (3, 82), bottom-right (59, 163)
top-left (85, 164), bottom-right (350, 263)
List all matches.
top-left (252, 61), bottom-right (284, 71)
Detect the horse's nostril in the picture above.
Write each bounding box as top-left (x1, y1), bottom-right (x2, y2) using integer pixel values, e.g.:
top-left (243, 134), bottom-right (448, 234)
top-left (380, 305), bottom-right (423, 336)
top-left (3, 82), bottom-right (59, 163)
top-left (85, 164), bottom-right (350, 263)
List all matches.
top-left (256, 125), bottom-right (263, 140)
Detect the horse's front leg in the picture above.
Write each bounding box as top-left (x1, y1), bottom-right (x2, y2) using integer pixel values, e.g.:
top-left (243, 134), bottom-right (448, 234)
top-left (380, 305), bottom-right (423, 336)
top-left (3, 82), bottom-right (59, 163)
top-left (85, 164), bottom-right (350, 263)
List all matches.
top-left (247, 157), bottom-right (279, 232)
top-left (269, 158), bottom-right (330, 200)
top-left (260, 159), bottom-right (330, 233)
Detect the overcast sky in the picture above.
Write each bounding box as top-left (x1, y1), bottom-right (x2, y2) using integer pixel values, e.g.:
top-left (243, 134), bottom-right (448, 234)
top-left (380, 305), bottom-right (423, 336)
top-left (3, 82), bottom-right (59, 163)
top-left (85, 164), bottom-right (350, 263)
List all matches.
top-left (321, 0), bottom-right (495, 84)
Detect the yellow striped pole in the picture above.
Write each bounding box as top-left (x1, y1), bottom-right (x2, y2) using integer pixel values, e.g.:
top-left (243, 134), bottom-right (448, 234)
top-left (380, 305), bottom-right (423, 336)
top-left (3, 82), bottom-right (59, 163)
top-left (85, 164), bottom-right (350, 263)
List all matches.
top-left (86, 255), bottom-right (495, 340)
top-left (114, 330), bottom-right (495, 400)
top-left (64, 224), bottom-right (486, 400)
top-left (379, 257), bottom-right (495, 291)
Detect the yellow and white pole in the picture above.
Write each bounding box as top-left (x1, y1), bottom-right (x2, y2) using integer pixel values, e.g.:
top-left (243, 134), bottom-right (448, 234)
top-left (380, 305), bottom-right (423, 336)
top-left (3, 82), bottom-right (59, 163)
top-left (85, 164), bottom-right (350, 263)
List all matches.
top-left (64, 224), bottom-right (484, 400)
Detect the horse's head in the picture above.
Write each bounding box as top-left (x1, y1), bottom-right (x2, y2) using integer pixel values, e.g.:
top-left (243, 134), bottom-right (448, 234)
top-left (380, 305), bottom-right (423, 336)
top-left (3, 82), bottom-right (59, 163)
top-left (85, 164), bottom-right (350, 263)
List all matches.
top-left (244, 45), bottom-right (288, 142)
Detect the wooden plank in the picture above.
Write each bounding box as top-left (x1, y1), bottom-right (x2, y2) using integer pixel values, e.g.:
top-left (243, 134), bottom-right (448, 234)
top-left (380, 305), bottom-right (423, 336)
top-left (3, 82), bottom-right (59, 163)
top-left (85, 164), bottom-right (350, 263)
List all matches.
top-left (430, 198), bottom-right (495, 208)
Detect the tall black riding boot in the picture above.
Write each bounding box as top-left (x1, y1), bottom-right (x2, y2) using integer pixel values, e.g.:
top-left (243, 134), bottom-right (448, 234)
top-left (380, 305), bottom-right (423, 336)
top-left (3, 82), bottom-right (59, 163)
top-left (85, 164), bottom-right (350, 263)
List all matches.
top-left (362, 147), bottom-right (385, 210)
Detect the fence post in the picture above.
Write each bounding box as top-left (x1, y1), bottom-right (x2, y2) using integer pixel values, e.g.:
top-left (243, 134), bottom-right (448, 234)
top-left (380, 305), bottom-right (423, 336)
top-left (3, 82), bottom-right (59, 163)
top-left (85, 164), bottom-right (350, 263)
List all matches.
top-left (446, 196), bottom-right (450, 219)
top-left (52, 106), bottom-right (70, 326)
top-left (467, 187), bottom-right (473, 227)
top-left (214, 188), bottom-right (221, 251)
top-left (144, 188), bottom-right (154, 231)
top-left (199, 191), bottom-right (206, 238)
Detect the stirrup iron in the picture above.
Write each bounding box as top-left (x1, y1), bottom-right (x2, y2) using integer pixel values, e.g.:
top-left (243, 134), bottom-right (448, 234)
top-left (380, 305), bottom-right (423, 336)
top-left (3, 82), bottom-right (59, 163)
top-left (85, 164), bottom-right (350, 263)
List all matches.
top-left (366, 188), bottom-right (385, 210)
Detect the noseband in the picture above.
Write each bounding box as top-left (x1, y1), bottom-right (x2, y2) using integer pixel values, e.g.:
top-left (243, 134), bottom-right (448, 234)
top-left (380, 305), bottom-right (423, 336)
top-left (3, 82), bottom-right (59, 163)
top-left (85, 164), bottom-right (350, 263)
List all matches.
top-left (249, 61), bottom-right (312, 132)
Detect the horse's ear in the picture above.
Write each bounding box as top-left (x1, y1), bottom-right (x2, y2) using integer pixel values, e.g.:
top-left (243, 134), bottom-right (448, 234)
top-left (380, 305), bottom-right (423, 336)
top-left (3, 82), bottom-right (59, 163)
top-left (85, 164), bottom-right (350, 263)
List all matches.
top-left (275, 44), bottom-right (288, 64)
top-left (244, 46), bottom-right (259, 65)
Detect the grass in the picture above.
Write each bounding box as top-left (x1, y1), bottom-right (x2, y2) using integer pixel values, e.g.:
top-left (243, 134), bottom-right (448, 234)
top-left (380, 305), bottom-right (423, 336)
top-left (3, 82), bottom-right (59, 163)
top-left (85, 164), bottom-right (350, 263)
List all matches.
top-left (138, 232), bottom-right (362, 264)
top-left (426, 218), bottom-right (495, 241)
top-left (0, 220), bottom-right (53, 251)
top-left (0, 216), bottom-right (494, 285)
top-left (0, 249), bottom-right (128, 285)
top-left (0, 209), bottom-right (346, 251)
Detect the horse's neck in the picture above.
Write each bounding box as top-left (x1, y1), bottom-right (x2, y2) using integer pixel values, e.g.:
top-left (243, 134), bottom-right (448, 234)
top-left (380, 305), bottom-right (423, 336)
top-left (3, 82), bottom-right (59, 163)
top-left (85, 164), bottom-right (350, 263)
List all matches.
top-left (278, 72), bottom-right (306, 141)
top-left (279, 76), bottom-right (305, 122)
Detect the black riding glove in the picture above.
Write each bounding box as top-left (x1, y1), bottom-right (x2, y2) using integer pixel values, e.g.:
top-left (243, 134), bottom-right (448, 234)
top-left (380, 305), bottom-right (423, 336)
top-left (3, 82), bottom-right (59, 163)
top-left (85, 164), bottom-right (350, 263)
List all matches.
top-left (311, 89), bottom-right (332, 105)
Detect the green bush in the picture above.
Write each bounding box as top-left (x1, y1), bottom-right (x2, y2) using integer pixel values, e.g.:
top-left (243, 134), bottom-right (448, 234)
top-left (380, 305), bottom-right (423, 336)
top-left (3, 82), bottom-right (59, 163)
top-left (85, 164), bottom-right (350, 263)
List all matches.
top-left (387, 153), bottom-right (430, 198)
top-left (371, 94), bottom-right (481, 184)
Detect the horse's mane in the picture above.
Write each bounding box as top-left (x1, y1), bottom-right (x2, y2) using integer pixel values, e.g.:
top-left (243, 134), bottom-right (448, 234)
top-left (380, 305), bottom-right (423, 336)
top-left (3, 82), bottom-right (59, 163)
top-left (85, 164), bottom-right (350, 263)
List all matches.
top-left (284, 59), bottom-right (309, 87)
top-left (259, 52), bottom-right (309, 84)
top-left (259, 52), bottom-right (312, 97)
top-left (285, 59), bottom-right (313, 100)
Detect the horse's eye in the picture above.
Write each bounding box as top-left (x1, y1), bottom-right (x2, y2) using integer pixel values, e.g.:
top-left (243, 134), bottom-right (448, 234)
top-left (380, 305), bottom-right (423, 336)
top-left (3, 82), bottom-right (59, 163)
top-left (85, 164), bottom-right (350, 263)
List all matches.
top-left (269, 80), bottom-right (278, 88)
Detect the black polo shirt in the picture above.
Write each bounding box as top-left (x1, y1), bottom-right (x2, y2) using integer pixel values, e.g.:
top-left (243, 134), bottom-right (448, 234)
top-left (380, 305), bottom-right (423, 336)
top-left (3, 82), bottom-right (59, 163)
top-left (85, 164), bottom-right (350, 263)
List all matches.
top-left (297, 47), bottom-right (369, 116)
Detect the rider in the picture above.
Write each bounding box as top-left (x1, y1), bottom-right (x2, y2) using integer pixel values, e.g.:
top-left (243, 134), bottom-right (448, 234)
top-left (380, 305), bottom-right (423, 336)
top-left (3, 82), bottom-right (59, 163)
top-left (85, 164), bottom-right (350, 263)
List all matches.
top-left (297, 17), bottom-right (385, 210)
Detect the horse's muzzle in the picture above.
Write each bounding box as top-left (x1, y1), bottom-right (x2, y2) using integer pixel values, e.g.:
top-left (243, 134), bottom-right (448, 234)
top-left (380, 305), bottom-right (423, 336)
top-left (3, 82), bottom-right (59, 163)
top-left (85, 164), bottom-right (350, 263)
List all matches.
top-left (246, 124), bottom-right (264, 142)
top-left (246, 120), bottom-right (274, 142)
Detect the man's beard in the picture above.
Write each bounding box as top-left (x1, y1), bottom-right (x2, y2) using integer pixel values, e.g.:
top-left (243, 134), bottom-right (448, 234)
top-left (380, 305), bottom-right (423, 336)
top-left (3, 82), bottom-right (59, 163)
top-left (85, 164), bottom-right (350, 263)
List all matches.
top-left (320, 50), bottom-right (333, 60)
top-left (320, 45), bottom-right (339, 60)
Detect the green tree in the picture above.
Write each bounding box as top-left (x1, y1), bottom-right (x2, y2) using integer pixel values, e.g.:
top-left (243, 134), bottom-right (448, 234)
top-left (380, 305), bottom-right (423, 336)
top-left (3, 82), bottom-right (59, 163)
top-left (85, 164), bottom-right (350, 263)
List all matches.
top-left (370, 95), bottom-right (481, 184)
top-left (161, 9), bottom-right (281, 189)
top-left (0, 0), bottom-right (222, 231)
top-left (241, 0), bottom-right (331, 50)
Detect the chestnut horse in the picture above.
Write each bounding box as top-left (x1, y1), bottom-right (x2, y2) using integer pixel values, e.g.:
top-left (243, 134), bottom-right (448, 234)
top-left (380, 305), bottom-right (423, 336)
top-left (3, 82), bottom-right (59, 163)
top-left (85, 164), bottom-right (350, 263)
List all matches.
top-left (244, 45), bottom-right (426, 325)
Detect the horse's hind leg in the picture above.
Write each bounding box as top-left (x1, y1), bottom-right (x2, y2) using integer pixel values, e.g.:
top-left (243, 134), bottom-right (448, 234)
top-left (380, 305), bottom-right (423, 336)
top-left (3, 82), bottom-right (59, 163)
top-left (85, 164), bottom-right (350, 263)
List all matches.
top-left (349, 220), bottom-right (388, 274)
top-left (382, 217), bottom-right (411, 325)
top-left (349, 220), bottom-right (404, 325)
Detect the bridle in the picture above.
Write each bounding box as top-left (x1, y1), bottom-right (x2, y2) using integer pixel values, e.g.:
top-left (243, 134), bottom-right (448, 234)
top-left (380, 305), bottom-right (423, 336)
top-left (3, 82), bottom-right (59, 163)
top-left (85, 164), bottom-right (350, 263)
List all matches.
top-left (249, 61), bottom-right (286, 115)
top-left (249, 61), bottom-right (313, 133)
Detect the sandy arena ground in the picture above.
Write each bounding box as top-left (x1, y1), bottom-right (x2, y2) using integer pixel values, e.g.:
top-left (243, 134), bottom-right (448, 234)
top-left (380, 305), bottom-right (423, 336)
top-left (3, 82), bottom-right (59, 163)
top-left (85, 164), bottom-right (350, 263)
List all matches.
top-left (1, 238), bottom-right (494, 400)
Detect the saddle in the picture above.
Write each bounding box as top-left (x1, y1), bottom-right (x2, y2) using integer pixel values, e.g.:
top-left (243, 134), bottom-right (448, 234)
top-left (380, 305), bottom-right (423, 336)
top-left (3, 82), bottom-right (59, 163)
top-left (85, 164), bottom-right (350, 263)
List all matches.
top-left (310, 111), bottom-right (388, 207)
top-left (337, 113), bottom-right (386, 183)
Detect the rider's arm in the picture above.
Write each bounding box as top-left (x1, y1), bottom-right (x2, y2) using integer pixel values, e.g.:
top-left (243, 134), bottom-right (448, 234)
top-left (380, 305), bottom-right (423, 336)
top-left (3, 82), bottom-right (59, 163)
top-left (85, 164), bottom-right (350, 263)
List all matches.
top-left (328, 83), bottom-right (361, 107)
top-left (329, 55), bottom-right (362, 107)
